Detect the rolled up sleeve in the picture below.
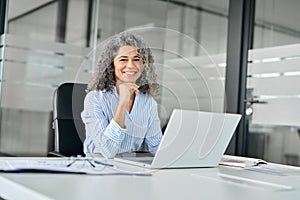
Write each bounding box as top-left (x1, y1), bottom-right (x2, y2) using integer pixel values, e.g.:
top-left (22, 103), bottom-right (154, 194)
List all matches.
top-left (81, 91), bottom-right (127, 158)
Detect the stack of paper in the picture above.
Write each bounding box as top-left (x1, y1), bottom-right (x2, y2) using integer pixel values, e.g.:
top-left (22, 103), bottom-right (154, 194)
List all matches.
top-left (220, 155), bottom-right (267, 168)
top-left (0, 157), bottom-right (152, 176)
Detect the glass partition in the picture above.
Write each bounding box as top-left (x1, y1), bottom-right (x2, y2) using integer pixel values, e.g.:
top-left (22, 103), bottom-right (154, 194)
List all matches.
top-left (0, 0), bottom-right (93, 156)
top-left (246, 0), bottom-right (300, 166)
top-left (0, 0), bottom-right (229, 156)
top-left (0, 0), bottom-right (9, 156)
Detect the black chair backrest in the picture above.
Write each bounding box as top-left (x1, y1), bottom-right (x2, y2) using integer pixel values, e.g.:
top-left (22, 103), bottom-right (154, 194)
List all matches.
top-left (53, 83), bottom-right (87, 157)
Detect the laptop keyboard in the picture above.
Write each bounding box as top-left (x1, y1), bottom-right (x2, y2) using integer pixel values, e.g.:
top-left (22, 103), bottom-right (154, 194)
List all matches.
top-left (123, 157), bottom-right (154, 165)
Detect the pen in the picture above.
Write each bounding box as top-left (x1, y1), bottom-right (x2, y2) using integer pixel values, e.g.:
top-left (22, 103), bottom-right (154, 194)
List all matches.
top-left (66, 160), bottom-right (77, 167)
top-left (93, 160), bottom-right (114, 167)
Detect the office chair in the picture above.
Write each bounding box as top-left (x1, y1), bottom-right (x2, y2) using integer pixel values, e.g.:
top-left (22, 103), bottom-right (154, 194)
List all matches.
top-left (49, 82), bottom-right (87, 157)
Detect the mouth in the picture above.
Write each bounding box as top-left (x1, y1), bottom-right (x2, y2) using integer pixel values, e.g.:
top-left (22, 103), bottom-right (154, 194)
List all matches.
top-left (123, 71), bottom-right (138, 75)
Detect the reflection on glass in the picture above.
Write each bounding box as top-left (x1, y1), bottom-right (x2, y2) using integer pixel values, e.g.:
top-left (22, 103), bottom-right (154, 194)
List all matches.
top-left (0, 0), bottom-right (229, 157)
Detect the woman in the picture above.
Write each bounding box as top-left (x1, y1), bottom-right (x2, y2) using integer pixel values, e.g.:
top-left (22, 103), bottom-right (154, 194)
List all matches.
top-left (81, 32), bottom-right (163, 158)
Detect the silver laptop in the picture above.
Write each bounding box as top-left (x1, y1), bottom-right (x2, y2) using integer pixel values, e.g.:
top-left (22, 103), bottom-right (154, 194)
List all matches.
top-left (114, 109), bottom-right (241, 169)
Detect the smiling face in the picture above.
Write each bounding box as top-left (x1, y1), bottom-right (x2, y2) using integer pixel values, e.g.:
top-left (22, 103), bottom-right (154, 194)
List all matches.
top-left (113, 45), bottom-right (142, 85)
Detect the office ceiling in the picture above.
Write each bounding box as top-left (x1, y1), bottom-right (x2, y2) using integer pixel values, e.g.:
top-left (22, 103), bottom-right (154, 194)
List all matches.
top-left (8, 0), bottom-right (53, 20)
top-left (6, 0), bottom-right (300, 35)
top-left (175, 0), bottom-right (228, 11)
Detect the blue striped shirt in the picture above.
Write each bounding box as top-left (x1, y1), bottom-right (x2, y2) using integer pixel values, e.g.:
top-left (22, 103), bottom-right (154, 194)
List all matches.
top-left (81, 87), bottom-right (162, 158)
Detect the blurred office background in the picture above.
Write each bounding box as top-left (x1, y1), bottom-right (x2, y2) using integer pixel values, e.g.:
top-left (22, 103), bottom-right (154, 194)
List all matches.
top-left (0, 0), bottom-right (299, 166)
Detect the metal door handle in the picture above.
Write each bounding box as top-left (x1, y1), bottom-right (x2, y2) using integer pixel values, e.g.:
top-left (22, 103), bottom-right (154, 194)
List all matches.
top-left (244, 99), bottom-right (268, 104)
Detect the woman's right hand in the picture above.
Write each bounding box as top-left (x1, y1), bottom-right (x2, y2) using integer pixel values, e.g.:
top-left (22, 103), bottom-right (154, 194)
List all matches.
top-left (117, 82), bottom-right (139, 105)
top-left (114, 83), bottom-right (139, 128)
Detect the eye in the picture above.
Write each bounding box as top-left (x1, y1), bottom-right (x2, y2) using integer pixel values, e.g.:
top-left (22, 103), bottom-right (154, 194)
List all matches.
top-left (119, 58), bottom-right (127, 62)
top-left (134, 57), bottom-right (141, 62)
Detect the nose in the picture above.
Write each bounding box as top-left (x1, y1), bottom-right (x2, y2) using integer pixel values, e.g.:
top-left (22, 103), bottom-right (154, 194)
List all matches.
top-left (127, 59), bottom-right (136, 68)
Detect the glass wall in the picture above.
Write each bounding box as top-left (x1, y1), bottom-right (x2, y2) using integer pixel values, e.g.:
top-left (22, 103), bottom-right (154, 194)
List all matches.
top-left (0, 0), bottom-right (229, 156)
top-left (0, 0), bottom-right (92, 156)
top-left (246, 0), bottom-right (300, 166)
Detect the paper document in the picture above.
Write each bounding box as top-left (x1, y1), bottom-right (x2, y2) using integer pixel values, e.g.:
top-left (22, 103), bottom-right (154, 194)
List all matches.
top-left (246, 163), bottom-right (300, 176)
top-left (0, 157), bottom-right (152, 176)
top-left (219, 155), bottom-right (300, 176)
top-left (220, 155), bottom-right (267, 168)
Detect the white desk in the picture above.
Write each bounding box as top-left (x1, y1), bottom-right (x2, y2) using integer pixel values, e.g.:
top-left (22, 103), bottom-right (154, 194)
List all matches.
top-left (0, 160), bottom-right (299, 200)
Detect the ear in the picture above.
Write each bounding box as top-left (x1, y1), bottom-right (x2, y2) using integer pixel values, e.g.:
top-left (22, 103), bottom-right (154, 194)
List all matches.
top-left (111, 63), bottom-right (115, 72)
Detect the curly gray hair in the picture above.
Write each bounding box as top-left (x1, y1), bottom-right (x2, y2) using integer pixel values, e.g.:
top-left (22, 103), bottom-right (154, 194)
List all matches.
top-left (87, 31), bottom-right (159, 96)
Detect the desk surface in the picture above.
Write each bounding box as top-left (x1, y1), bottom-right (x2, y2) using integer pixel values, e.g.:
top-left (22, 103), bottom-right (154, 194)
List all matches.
top-left (0, 160), bottom-right (300, 200)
